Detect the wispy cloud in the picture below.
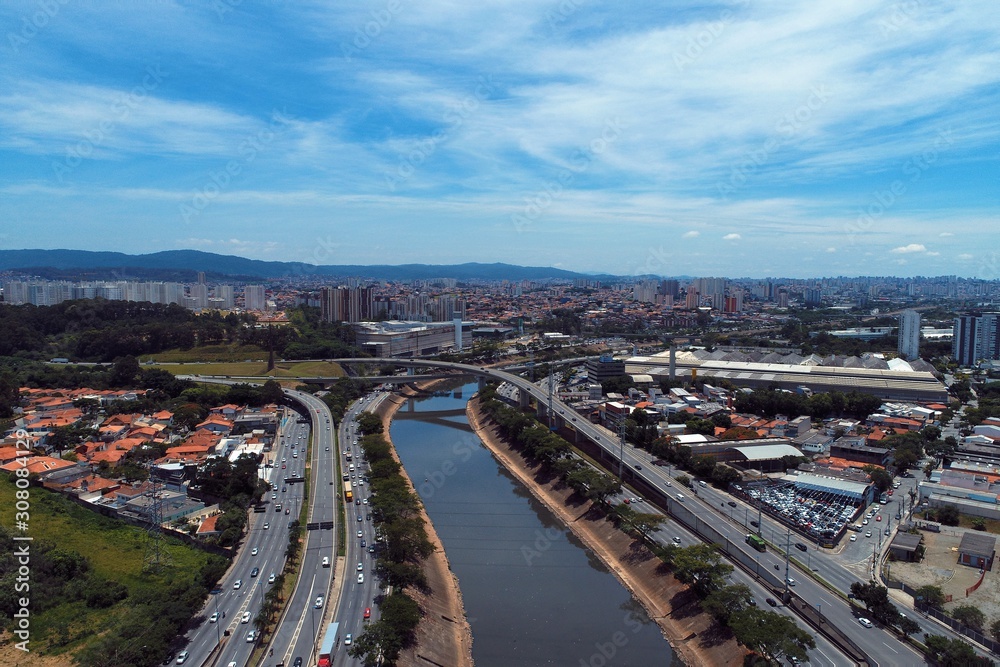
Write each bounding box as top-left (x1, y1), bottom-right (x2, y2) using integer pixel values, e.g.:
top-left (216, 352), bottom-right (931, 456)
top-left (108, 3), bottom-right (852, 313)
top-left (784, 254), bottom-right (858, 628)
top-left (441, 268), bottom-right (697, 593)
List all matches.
top-left (723, 233), bottom-right (742, 240)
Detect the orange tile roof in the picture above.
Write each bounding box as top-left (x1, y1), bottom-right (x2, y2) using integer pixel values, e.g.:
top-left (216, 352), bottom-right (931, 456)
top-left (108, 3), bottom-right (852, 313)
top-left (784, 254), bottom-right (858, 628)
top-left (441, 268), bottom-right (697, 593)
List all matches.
top-left (198, 514), bottom-right (221, 534)
top-left (0, 456), bottom-right (75, 475)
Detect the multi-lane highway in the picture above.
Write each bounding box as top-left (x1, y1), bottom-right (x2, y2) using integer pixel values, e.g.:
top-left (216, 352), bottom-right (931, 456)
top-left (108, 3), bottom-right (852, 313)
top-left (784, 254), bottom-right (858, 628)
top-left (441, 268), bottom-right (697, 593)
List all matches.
top-left (180, 410), bottom-right (309, 667)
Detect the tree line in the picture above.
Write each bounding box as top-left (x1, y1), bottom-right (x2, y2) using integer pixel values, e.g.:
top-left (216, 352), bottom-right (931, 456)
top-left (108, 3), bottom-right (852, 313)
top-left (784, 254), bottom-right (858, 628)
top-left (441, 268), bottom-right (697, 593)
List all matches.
top-left (348, 414), bottom-right (434, 666)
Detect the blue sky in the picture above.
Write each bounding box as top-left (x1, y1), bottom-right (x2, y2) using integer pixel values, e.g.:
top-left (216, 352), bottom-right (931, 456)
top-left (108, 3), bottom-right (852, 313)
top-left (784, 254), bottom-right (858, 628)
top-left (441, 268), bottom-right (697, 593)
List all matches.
top-left (1, 1), bottom-right (998, 278)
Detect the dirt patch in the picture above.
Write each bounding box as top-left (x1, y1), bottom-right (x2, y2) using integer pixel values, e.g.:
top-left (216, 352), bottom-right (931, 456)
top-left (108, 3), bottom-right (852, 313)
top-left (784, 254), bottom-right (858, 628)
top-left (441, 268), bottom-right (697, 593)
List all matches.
top-left (0, 634), bottom-right (72, 667)
top-left (374, 385), bottom-right (474, 667)
top-left (891, 527), bottom-right (1000, 624)
top-left (466, 397), bottom-right (748, 667)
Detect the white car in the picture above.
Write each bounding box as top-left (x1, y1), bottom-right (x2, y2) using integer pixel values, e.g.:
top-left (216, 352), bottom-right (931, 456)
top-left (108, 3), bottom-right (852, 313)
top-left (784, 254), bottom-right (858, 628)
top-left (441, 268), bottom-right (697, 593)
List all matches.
top-left (268, 573), bottom-right (276, 584)
top-left (175, 651), bottom-right (190, 664)
top-left (850, 534), bottom-right (857, 542)
top-left (314, 595), bottom-right (324, 608)
top-left (345, 633), bottom-right (353, 646)
top-left (233, 579), bottom-right (242, 589)
top-left (358, 530), bottom-right (363, 539)
top-left (357, 562), bottom-right (364, 571)
top-left (357, 573), bottom-right (365, 584)
top-left (263, 522), bottom-right (269, 530)
top-left (241, 611), bottom-right (251, 624)
top-left (209, 612), bottom-right (218, 623)
top-left (246, 629), bottom-right (258, 642)
top-left (251, 547), bottom-right (258, 556)
top-left (858, 617), bottom-right (873, 628)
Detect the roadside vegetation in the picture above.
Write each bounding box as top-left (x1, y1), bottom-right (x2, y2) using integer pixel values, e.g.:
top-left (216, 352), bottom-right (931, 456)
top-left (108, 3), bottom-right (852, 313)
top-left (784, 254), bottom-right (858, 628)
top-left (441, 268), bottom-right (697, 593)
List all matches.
top-left (0, 476), bottom-right (227, 666)
top-left (348, 412), bottom-right (434, 666)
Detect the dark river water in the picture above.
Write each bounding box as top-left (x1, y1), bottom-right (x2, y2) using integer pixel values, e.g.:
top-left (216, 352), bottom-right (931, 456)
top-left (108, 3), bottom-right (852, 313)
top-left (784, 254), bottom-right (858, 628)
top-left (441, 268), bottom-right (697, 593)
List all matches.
top-left (389, 383), bottom-right (677, 667)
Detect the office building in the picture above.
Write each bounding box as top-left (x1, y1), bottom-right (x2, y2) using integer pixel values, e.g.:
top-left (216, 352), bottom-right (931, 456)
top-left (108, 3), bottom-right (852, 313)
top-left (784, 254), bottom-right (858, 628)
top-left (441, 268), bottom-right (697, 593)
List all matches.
top-left (897, 310), bottom-right (921, 361)
top-left (953, 313), bottom-right (1000, 366)
top-left (320, 286), bottom-right (374, 323)
top-left (244, 285), bottom-right (266, 311)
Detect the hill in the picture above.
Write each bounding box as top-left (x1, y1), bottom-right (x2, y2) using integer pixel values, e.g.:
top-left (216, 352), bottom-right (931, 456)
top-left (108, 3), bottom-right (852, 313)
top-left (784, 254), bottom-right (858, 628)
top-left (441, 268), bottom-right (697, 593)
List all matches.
top-left (0, 249), bottom-right (602, 281)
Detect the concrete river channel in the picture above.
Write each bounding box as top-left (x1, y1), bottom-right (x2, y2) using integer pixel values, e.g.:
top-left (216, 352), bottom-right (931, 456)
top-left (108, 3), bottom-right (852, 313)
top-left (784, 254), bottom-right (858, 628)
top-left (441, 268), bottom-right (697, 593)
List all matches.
top-left (390, 382), bottom-right (677, 666)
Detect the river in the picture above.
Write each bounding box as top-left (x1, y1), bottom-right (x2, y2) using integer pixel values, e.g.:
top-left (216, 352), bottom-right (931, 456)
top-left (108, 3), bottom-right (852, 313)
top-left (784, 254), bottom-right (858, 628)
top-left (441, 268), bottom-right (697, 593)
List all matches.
top-left (390, 383), bottom-right (677, 666)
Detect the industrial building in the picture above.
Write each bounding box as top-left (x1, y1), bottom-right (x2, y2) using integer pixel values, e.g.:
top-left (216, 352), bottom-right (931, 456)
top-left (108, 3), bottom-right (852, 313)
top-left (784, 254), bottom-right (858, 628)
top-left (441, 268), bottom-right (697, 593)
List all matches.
top-left (626, 349), bottom-right (947, 403)
top-left (353, 320), bottom-right (466, 357)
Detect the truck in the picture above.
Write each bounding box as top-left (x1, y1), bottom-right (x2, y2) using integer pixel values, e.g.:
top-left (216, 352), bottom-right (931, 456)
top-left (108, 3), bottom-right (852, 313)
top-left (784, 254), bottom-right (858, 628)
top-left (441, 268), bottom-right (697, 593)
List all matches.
top-left (343, 481), bottom-right (353, 502)
top-left (317, 621), bottom-right (339, 667)
top-left (746, 533), bottom-right (766, 552)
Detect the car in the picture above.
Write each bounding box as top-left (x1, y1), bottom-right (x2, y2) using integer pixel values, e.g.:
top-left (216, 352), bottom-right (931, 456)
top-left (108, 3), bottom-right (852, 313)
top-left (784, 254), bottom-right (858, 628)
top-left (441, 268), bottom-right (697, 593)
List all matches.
top-left (281, 464), bottom-right (286, 469)
top-left (285, 508), bottom-right (290, 515)
top-left (293, 658), bottom-right (303, 667)
top-left (322, 556), bottom-right (330, 567)
top-left (368, 545), bottom-right (376, 553)
top-left (765, 598), bottom-right (777, 607)
top-left (293, 453), bottom-right (298, 458)
top-left (795, 542), bottom-right (807, 552)
top-left (357, 562), bottom-right (364, 571)
top-left (747, 598), bottom-right (757, 607)
top-left (629, 497), bottom-right (639, 503)
top-left (364, 607), bottom-right (371, 619)
top-left (176, 652), bottom-right (190, 664)
top-left (241, 611), bottom-right (251, 624)
top-left (850, 534), bottom-right (857, 542)
top-left (355, 499), bottom-right (361, 505)
top-left (357, 573), bottom-right (364, 584)
top-left (750, 520), bottom-right (759, 527)
top-left (272, 493), bottom-right (277, 500)
top-left (268, 573), bottom-right (276, 584)
top-left (263, 522), bottom-right (269, 530)
top-left (250, 567), bottom-right (259, 577)
top-left (672, 536), bottom-right (682, 544)
top-left (361, 539), bottom-right (366, 548)
top-left (358, 515), bottom-right (363, 522)
top-left (315, 596), bottom-right (324, 608)
top-left (888, 489), bottom-right (894, 496)
top-left (676, 494), bottom-right (685, 502)
top-left (727, 501), bottom-right (737, 507)
top-left (209, 611), bottom-right (219, 623)
top-left (622, 498), bottom-right (630, 505)
top-left (358, 530), bottom-right (363, 538)
top-left (363, 498), bottom-right (368, 504)
top-left (865, 530), bottom-right (872, 538)
top-left (875, 515), bottom-right (882, 522)
top-left (251, 547), bottom-right (258, 556)
top-left (344, 633), bottom-right (353, 646)
top-left (282, 486), bottom-right (287, 492)
top-left (785, 577), bottom-right (796, 586)
top-left (246, 629), bottom-right (258, 642)
top-left (233, 579), bottom-right (242, 589)
top-left (227, 662), bottom-right (237, 667)
top-left (366, 513), bottom-right (371, 520)
top-left (858, 617), bottom-right (873, 628)
top-left (863, 518), bottom-right (869, 524)
top-left (282, 457), bottom-right (286, 463)
top-left (634, 464), bottom-right (642, 470)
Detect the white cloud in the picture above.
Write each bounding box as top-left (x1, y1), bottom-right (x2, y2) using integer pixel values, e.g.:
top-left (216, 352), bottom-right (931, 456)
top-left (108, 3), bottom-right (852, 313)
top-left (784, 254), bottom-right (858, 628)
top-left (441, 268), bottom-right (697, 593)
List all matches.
top-left (926, 251), bottom-right (940, 256)
top-left (890, 243), bottom-right (927, 254)
top-left (723, 233), bottom-right (741, 240)
top-left (939, 232), bottom-right (954, 237)
top-left (959, 253), bottom-right (974, 260)
top-left (826, 247), bottom-right (837, 252)
top-left (682, 230), bottom-right (700, 238)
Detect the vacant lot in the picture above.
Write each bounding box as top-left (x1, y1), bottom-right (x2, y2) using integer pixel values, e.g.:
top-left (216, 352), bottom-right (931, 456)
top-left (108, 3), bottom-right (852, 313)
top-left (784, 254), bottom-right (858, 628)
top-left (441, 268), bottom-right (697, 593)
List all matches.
top-left (148, 343), bottom-right (268, 362)
top-left (890, 528), bottom-right (1000, 624)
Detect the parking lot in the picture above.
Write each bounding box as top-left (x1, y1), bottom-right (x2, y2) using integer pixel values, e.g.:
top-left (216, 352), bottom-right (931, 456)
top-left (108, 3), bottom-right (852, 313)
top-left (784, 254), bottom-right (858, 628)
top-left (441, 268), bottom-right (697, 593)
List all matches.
top-left (735, 480), bottom-right (862, 543)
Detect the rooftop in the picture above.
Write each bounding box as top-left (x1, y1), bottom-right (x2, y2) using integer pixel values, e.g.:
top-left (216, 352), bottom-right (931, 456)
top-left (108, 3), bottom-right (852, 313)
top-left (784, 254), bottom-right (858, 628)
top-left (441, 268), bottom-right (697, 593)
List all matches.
top-left (958, 532), bottom-right (997, 559)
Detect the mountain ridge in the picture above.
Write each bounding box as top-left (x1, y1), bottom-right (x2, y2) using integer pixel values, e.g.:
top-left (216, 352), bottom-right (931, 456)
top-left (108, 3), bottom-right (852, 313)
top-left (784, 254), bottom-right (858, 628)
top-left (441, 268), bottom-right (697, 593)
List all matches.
top-left (0, 249), bottom-right (613, 281)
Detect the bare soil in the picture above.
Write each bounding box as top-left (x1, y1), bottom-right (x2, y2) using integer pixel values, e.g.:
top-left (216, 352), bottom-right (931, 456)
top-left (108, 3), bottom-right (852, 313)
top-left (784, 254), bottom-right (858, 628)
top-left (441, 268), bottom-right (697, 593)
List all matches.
top-left (890, 527), bottom-right (1000, 625)
top-left (466, 397), bottom-right (748, 667)
top-left (375, 385), bottom-right (474, 667)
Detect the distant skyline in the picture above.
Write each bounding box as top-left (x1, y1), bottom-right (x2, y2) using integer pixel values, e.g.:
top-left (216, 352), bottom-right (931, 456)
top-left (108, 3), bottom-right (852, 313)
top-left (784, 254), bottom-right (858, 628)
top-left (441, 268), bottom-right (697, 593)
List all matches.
top-left (1, 2), bottom-right (998, 279)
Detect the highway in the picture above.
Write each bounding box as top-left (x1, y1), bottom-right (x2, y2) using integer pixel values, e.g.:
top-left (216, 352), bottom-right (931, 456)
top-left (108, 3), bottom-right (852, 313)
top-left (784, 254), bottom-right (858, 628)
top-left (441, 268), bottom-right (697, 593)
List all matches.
top-left (180, 410), bottom-right (309, 667)
top-left (192, 359), bottom-right (988, 664)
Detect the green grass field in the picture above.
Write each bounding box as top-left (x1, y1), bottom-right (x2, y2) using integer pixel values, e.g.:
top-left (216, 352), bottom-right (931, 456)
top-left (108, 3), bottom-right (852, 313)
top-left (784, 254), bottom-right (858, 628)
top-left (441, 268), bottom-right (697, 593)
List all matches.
top-left (153, 359), bottom-right (345, 378)
top-left (146, 344), bottom-right (268, 363)
top-left (0, 476), bottom-right (218, 657)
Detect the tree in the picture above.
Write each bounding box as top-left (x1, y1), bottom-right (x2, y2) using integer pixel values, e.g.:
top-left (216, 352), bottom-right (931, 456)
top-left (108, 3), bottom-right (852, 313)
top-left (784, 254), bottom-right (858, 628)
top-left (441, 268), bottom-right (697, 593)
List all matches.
top-left (670, 543), bottom-right (732, 596)
top-left (898, 616), bottom-right (920, 638)
top-left (357, 411), bottom-right (384, 435)
top-left (863, 466), bottom-right (893, 493)
top-left (728, 608), bottom-right (815, 663)
top-left (915, 584), bottom-right (946, 609)
top-left (990, 617), bottom-right (1000, 643)
top-left (936, 505), bottom-right (960, 526)
top-left (923, 634), bottom-right (985, 666)
top-left (952, 605), bottom-right (986, 632)
top-left (702, 583), bottom-right (753, 623)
